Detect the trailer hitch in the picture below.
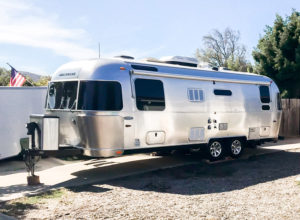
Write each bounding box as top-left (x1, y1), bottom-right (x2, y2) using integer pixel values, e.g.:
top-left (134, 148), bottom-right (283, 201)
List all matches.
top-left (26, 122), bottom-right (41, 149)
top-left (24, 122), bottom-right (41, 184)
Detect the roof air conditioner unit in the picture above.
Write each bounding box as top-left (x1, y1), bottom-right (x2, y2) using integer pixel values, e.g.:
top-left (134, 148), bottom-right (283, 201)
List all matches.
top-left (160, 56), bottom-right (198, 67)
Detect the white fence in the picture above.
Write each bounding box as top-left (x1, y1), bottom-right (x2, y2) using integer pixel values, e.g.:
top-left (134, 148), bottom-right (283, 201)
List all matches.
top-left (0, 87), bottom-right (47, 160)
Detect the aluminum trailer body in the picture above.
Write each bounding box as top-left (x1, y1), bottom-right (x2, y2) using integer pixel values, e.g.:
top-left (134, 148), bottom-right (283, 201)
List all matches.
top-left (0, 87), bottom-right (47, 160)
top-left (37, 58), bottom-right (282, 160)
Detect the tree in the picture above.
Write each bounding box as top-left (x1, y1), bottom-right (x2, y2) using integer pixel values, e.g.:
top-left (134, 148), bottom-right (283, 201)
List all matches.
top-left (253, 10), bottom-right (300, 98)
top-left (0, 68), bottom-right (10, 86)
top-left (34, 76), bottom-right (51, 86)
top-left (23, 76), bottom-right (50, 86)
top-left (196, 27), bottom-right (252, 72)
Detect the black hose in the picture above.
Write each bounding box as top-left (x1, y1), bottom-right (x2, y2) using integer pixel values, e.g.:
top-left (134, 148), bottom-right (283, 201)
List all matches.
top-left (26, 122), bottom-right (41, 149)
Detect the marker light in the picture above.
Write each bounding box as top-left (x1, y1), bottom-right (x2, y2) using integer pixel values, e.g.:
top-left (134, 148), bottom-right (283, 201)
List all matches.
top-left (120, 67), bottom-right (126, 70)
top-left (116, 150), bottom-right (123, 155)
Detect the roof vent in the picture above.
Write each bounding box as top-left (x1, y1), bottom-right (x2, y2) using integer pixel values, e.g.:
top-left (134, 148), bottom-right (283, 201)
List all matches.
top-left (114, 55), bottom-right (135, 60)
top-left (160, 56), bottom-right (198, 67)
top-left (141, 57), bottom-right (164, 63)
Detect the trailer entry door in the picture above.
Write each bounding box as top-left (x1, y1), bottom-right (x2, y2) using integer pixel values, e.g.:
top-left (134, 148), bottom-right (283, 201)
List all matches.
top-left (134, 78), bottom-right (166, 146)
top-left (259, 85), bottom-right (272, 137)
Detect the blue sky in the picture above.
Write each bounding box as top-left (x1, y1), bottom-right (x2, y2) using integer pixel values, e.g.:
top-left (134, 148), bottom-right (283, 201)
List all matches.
top-left (0, 0), bottom-right (299, 75)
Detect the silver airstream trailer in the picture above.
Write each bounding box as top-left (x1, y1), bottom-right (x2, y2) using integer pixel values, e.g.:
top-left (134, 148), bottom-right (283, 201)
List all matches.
top-left (27, 56), bottom-right (282, 161)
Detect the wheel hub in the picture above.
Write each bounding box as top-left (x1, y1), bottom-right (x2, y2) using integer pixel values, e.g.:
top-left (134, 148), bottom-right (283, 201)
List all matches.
top-left (231, 140), bottom-right (242, 155)
top-left (210, 141), bottom-right (222, 157)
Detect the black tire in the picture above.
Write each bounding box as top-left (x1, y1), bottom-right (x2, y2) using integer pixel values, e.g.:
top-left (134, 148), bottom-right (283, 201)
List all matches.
top-left (205, 140), bottom-right (225, 161)
top-left (227, 138), bottom-right (244, 158)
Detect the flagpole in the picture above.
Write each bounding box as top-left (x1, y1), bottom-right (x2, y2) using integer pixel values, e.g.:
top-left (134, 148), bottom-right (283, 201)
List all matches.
top-left (6, 62), bottom-right (13, 69)
top-left (98, 42), bottom-right (101, 58)
top-left (6, 63), bottom-right (35, 86)
top-left (24, 77), bottom-right (35, 87)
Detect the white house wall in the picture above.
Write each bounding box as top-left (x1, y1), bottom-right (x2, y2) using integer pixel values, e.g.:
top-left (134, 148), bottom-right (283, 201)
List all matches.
top-left (0, 87), bottom-right (47, 160)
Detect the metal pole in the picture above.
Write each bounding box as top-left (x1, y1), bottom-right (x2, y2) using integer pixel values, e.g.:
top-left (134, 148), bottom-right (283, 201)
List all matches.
top-left (98, 42), bottom-right (101, 58)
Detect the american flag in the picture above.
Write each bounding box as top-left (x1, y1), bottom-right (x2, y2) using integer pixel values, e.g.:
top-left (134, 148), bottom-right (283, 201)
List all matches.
top-left (9, 66), bottom-right (26, 87)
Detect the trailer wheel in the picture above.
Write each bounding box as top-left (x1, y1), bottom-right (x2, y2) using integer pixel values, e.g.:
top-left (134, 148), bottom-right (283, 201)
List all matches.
top-left (228, 139), bottom-right (244, 158)
top-left (206, 140), bottom-right (225, 161)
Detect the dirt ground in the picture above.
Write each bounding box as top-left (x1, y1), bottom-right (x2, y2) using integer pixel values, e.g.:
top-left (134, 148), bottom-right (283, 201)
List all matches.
top-left (1, 149), bottom-right (300, 220)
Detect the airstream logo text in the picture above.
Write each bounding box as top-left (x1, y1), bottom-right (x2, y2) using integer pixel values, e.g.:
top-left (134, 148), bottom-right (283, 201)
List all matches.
top-left (59, 72), bottom-right (76, 77)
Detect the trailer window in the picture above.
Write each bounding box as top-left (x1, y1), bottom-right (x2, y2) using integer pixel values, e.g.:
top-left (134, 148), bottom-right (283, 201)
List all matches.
top-left (78, 81), bottom-right (123, 111)
top-left (135, 79), bottom-right (165, 111)
top-left (214, 89), bottom-right (232, 96)
top-left (259, 86), bottom-right (270, 103)
top-left (131, 65), bottom-right (158, 72)
top-left (188, 88), bottom-right (204, 102)
top-left (277, 93), bottom-right (282, 110)
top-left (47, 81), bottom-right (78, 109)
top-left (262, 105), bottom-right (270, 110)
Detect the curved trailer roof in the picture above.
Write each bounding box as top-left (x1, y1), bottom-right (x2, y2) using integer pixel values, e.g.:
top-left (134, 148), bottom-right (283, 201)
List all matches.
top-left (52, 58), bottom-right (272, 85)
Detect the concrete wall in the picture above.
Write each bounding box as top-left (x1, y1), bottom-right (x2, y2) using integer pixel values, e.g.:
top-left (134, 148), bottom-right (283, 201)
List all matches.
top-left (0, 87), bottom-right (47, 160)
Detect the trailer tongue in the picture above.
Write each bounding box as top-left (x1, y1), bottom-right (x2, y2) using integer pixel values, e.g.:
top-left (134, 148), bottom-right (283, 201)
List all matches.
top-left (24, 114), bottom-right (82, 184)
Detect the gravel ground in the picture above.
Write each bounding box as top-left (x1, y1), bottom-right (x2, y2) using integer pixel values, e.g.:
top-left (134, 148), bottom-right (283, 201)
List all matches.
top-left (1, 149), bottom-right (300, 220)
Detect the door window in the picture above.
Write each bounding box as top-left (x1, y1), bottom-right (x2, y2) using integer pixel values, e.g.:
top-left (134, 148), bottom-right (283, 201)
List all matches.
top-left (135, 78), bottom-right (165, 111)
